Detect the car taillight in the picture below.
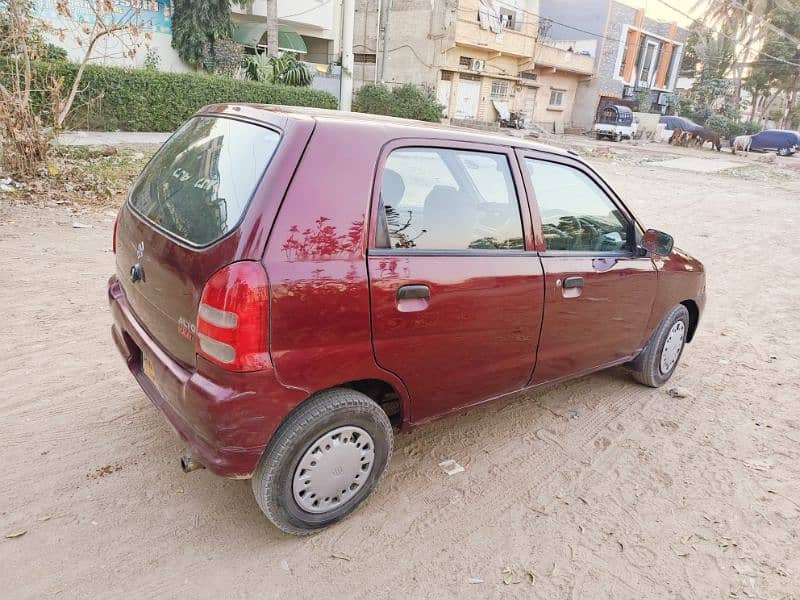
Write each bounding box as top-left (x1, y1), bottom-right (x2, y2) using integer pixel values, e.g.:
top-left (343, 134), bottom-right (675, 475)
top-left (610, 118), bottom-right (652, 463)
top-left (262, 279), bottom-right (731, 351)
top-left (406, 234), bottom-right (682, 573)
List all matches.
top-left (196, 261), bottom-right (270, 372)
top-left (112, 210), bottom-right (120, 254)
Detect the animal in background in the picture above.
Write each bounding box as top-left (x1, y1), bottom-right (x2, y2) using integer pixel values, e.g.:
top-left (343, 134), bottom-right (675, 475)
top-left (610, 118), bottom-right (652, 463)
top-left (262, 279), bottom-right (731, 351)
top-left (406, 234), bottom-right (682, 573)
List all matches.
top-left (731, 134), bottom-right (752, 155)
top-left (695, 129), bottom-right (722, 151)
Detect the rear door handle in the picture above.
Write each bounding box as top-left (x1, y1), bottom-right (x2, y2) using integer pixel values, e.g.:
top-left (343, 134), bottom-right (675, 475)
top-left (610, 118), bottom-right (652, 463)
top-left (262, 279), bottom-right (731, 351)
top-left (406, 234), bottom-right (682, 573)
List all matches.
top-left (397, 284), bottom-right (430, 300)
top-left (562, 276), bottom-right (584, 289)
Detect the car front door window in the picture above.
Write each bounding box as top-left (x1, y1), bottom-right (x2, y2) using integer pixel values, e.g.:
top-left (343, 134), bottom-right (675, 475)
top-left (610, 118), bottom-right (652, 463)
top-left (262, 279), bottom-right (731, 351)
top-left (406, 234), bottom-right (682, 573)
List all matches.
top-left (524, 159), bottom-right (629, 252)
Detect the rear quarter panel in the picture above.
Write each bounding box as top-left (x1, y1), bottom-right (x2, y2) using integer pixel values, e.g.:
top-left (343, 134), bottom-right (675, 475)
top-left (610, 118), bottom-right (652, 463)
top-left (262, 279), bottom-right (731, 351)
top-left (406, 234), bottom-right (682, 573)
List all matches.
top-left (263, 119), bottom-right (411, 419)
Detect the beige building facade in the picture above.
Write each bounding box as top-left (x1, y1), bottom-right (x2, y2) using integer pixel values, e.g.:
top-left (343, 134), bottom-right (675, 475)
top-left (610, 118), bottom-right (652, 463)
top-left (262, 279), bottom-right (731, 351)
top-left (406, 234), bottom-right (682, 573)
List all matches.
top-left (354, 0), bottom-right (594, 128)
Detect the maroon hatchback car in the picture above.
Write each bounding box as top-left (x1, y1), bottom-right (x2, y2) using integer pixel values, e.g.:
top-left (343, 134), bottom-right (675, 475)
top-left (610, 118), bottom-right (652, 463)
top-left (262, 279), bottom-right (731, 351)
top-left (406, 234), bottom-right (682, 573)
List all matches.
top-left (109, 105), bottom-right (705, 534)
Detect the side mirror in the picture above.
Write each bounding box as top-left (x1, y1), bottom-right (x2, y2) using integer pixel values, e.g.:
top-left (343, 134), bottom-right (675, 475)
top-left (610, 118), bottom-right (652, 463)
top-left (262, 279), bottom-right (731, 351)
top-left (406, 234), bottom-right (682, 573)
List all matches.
top-left (641, 228), bottom-right (674, 256)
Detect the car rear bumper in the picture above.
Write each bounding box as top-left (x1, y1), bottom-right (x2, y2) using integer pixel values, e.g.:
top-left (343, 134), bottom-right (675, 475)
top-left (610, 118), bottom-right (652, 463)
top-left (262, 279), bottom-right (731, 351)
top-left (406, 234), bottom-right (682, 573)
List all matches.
top-left (108, 275), bottom-right (304, 478)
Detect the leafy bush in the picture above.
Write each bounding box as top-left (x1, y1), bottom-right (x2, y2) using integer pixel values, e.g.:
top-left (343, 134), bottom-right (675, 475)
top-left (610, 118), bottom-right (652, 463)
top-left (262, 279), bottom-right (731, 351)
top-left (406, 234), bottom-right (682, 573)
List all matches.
top-left (741, 121), bottom-right (762, 136)
top-left (353, 83), bottom-right (443, 122)
top-left (245, 53), bottom-right (313, 86)
top-left (44, 43), bottom-right (68, 62)
top-left (0, 59), bottom-right (337, 131)
top-left (705, 114), bottom-right (744, 140)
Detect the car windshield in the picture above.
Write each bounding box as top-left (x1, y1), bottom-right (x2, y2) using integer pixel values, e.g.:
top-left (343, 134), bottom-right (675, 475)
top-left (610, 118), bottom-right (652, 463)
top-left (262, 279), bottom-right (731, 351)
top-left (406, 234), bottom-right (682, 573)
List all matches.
top-left (129, 116), bottom-right (280, 246)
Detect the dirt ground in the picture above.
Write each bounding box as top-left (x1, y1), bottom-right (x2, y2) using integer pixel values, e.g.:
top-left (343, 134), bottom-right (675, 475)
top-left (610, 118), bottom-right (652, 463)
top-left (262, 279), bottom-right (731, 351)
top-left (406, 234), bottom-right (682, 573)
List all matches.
top-left (1, 143), bottom-right (800, 599)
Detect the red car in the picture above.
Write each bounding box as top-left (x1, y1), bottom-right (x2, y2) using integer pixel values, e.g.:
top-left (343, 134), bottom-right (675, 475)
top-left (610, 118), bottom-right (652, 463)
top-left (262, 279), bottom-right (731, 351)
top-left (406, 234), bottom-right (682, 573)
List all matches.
top-left (109, 105), bottom-right (705, 535)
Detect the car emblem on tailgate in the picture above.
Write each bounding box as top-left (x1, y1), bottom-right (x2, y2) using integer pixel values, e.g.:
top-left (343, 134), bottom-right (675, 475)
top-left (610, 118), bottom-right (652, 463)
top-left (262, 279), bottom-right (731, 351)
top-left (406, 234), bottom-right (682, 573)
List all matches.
top-left (136, 241), bottom-right (145, 259)
top-left (130, 263), bottom-right (144, 283)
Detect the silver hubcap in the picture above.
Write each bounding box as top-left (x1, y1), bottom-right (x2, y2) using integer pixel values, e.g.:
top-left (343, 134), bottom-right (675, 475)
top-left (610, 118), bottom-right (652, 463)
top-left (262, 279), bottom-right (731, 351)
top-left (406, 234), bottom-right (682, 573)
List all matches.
top-left (292, 426), bottom-right (375, 514)
top-left (660, 321), bottom-right (685, 374)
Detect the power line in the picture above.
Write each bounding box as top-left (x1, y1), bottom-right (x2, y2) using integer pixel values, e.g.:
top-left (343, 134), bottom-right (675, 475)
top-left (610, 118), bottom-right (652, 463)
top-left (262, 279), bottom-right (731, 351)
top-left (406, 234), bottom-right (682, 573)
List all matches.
top-left (722, 0), bottom-right (800, 48)
top-left (654, 0), bottom-right (800, 68)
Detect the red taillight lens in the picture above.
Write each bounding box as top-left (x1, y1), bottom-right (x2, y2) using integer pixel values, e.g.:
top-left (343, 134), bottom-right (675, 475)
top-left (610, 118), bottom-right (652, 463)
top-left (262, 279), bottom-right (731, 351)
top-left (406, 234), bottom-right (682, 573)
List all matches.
top-left (196, 261), bottom-right (270, 372)
top-left (112, 209), bottom-right (120, 254)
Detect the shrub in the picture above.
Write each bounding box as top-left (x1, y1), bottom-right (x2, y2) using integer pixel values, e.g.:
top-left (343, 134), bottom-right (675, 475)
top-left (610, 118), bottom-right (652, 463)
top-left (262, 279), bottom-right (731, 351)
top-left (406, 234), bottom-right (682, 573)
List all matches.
top-left (0, 59), bottom-right (337, 131)
top-left (741, 121), bottom-right (762, 136)
top-left (705, 114), bottom-right (743, 140)
top-left (353, 83), bottom-right (443, 123)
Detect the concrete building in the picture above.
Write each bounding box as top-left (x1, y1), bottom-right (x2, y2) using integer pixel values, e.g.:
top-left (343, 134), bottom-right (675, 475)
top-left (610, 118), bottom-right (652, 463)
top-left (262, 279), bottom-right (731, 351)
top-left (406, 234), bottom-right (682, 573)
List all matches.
top-left (540, 0), bottom-right (689, 129)
top-left (33, 0), bottom-right (341, 97)
top-left (352, 0), bottom-right (592, 128)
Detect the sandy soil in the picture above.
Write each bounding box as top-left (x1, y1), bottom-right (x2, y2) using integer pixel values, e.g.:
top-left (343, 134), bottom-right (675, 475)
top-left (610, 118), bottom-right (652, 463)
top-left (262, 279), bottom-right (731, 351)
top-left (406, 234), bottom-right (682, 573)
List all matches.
top-left (1, 151), bottom-right (799, 599)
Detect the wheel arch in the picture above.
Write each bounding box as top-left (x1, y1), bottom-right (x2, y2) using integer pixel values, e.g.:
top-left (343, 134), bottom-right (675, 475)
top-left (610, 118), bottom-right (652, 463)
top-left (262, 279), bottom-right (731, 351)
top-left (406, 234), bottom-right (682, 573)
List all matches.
top-left (681, 299), bottom-right (700, 343)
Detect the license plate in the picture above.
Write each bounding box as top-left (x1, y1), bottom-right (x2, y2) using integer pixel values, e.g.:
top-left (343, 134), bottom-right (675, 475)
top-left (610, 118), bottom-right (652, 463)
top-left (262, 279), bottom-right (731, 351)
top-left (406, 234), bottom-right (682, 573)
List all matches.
top-left (142, 353), bottom-right (156, 381)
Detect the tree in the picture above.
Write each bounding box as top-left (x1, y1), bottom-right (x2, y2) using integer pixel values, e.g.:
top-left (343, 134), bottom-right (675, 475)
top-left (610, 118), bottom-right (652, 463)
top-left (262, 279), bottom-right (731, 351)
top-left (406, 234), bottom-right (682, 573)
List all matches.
top-left (741, 3), bottom-right (800, 125)
top-left (700, 0), bottom-right (771, 110)
top-left (266, 0), bottom-right (278, 57)
top-left (171, 0), bottom-right (232, 68)
top-left (0, 0), bottom-right (47, 176)
top-left (49, 0), bottom-right (145, 129)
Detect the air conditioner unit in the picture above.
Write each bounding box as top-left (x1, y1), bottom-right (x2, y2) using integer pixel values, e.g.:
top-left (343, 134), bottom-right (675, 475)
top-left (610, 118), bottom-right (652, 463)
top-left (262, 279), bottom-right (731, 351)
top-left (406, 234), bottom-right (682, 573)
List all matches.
top-left (470, 59), bottom-right (485, 72)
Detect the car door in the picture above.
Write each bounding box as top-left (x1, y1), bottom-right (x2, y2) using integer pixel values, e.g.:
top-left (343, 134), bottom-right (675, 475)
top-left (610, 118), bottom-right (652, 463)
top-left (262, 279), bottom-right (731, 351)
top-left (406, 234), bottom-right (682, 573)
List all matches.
top-left (517, 150), bottom-right (657, 384)
top-left (368, 140), bottom-right (545, 424)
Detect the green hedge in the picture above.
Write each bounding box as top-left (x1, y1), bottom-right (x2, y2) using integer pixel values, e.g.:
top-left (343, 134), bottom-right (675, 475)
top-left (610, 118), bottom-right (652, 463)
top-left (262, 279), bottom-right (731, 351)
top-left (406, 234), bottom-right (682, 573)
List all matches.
top-left (1, 59), bottom-right (337, 131)
top-left (353, 83), bottom-right (443, 123)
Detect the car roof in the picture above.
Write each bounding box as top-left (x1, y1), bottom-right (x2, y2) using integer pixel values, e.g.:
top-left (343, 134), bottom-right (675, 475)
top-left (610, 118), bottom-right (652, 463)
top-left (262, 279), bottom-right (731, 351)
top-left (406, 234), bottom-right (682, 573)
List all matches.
top-left (201, 103), bottom-right (572, 158)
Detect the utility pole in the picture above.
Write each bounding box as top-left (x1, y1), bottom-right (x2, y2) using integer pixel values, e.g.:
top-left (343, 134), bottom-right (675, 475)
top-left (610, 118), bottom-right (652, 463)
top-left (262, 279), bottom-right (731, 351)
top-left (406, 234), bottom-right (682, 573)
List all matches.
top-left (380, 0), bottom-right (393, 83)
top-left (340, 0), bottom-right (355, 111)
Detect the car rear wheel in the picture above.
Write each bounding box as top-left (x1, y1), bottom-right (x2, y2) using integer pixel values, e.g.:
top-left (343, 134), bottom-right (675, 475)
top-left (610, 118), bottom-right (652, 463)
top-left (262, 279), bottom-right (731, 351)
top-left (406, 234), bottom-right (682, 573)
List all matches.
top-left (778, 147), bottom-right (789, 156)
top-left (628, 304), bottom-right (690, 388)
top-left (251, 388), bottom-right (394, 535)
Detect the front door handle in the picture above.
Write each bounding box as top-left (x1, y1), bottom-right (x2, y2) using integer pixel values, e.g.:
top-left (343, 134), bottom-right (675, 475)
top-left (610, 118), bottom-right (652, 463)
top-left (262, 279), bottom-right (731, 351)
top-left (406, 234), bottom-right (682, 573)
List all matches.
top-left (397, 284), bottom-right (430, 300)
top-left (562, 276), bottom-right (584, 289)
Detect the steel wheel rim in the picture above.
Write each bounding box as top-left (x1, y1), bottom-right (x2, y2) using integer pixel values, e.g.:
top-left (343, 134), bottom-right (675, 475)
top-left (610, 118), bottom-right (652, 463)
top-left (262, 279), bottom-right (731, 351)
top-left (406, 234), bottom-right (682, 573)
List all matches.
top-left (292, 426), bottom-right (375, 514)
top-left (660, 321), bottom-right (686, 374)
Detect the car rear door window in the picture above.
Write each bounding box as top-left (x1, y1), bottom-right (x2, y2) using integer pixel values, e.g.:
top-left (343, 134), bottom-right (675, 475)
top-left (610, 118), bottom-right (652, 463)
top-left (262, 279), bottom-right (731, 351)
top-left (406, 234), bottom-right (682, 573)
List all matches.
top-left (378, 148), bottom-right (524, 250)
top-left (129, 116), bottom-right (280, 246)
top-left (525, 159), bottom-right (629, 252)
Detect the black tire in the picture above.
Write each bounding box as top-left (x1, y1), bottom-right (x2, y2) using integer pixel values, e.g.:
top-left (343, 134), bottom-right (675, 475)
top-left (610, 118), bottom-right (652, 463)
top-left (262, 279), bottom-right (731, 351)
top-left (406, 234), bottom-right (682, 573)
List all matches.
top-left (251, 388), bottom-right (394, 536)
top-left (613, 132), bottom-right (622, 142)
top-left (596, 133), bottom-right (603, 140)
top-left (778, 147), bottom-right (789, 157)
top-left (628, 304), bottom-right (690, 388)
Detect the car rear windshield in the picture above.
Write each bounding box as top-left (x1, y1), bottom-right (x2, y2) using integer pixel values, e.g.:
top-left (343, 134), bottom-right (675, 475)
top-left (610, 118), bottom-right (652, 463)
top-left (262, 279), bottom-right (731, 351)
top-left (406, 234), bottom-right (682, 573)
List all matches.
top-left (129, 116), bottom-right (280, 246)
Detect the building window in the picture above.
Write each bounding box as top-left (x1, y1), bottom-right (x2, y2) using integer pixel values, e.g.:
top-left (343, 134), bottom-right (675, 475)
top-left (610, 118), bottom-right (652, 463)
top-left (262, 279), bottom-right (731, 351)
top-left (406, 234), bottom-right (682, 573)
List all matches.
top-left (520, 71), bottom-right (538, 81)
top-left (499, 9), bottom-right (522, 31)
top-left (638, 40), bottom-right (660, 87)
top-left (354, 53), bottom-right (377, 64)
top-left (441, 70), bottom-right (453, 81)
top-left (491, 80), bottom-right (509, 99)
top-left (549, 89), bottom-right (564, 106)
top-left (459, 56), bottom-right (473, 67)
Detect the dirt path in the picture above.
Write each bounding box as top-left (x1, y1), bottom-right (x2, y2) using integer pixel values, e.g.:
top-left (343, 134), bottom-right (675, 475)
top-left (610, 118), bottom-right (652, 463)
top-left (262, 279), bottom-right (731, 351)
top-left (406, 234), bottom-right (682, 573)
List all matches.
top-left (1, 157), bottom-right (799, 599)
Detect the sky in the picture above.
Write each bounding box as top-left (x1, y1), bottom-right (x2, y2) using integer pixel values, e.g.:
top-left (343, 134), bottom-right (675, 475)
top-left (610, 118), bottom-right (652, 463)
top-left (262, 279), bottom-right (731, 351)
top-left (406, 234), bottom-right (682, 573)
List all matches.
top-left (539, 0), bottom-right (706, 40)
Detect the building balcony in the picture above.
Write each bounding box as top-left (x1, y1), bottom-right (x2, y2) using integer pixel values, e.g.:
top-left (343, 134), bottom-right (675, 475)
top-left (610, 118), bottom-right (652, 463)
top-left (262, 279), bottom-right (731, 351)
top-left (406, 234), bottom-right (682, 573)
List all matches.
top-left (532, 44), bottom-right (594, 75)
top-left (453, 0), bottom-right (537, 60)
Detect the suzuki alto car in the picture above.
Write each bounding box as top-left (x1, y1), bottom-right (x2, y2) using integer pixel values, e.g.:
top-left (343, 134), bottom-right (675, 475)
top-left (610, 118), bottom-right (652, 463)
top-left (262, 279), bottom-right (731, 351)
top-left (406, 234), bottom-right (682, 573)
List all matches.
top-left (109, 105), bottom-right (705, 535)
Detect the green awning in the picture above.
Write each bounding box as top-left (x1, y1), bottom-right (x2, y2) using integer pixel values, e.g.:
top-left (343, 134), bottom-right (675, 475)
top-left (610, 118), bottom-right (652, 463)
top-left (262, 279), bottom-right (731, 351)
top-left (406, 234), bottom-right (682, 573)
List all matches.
top-left (232, 23), bottom-right (307, 54)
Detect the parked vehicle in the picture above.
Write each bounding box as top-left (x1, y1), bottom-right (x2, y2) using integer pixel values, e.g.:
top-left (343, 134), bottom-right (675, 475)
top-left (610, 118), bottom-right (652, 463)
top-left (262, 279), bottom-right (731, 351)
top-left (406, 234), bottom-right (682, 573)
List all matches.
top-left (109, 106), bottom-right (706, 535)
top-left (594, 105), bottom-right (638, 141)
top-left (658, 115), bottom-right (703, 143)
top-left (748, 129), bottom-right (799, 156)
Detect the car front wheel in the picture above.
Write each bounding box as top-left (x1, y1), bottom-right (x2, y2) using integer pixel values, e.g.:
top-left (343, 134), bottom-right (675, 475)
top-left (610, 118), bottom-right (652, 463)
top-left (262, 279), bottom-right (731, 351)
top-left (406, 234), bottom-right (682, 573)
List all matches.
top-left (628, 304), bottom-right (690, 387)
top-left (251, 388), bottom-right (394, 535)
top-left (778, 147), bottom-right (789, 156)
